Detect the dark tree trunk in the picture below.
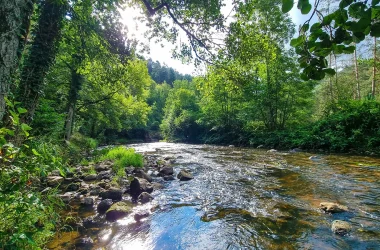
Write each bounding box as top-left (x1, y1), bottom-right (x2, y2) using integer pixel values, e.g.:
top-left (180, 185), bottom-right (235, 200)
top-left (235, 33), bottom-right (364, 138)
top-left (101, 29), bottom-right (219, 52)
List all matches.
top-left (18, 0), bottom-right (66, 124)
top-left (0, 0), bottom-right (34, 122)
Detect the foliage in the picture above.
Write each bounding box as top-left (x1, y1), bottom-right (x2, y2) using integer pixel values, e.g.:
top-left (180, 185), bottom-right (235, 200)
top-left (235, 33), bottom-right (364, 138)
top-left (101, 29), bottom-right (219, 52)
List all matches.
top-left (147, 59), bottom-right (192, 85)
top-left (100, 147), bottom-right (143, 176)
top-left (282, 0), bottom-right (380, 80)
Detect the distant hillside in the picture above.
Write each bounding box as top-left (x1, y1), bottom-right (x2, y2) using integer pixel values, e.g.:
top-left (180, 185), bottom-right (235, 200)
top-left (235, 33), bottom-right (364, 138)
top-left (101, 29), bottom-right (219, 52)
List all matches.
top-left (147, 59), bottom-right (192, 85)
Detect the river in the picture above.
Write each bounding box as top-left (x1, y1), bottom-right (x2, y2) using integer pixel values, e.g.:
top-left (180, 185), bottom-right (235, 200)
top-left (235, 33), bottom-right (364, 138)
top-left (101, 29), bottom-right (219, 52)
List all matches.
top-left (50, 142), bottom-right (380, 249)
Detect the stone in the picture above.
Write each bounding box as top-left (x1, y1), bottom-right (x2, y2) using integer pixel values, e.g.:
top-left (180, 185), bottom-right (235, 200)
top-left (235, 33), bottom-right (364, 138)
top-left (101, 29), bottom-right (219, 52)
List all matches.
top-left (267, 149), bottom-right (277, 153)
top-left (152, 182), bottom-right (164, 190)
top-left (159, 166), bottom-right (174, 176)
top-left (75, 237), bottom-right (94, 248)
top-left (309, 155), bottom-right (321, 160)
top-left (97, 170), bottom-right (112, 180)
top-left (320, 202), bottom-right (348, 213)
top-left (106, 201), bottom-right (133, 221)
top-left (177, 170), bottom-right (194, 181)
top-left (47, 176), bottom-right (64, 187)
top-left (59, 192), bottom-right (73, 203)
top-left (66, 182), bottom-right (80, 191)
top-left (99, 188), bottom-right (123, 201)
top-left (81, 197), bottom-right (94, 206)
top-left (163, 175), bottom-right (175, 181)
top-left (289, 148), bottom-right (302, 153)
top-left (125, 166), bottom-right (135, 175)
top-left (130, 178), bottom-right (153, 199)
top-left (138, 192), bottom-right (153, 204)
top-left (134, 169), bottom-right (153, 182)
top-left (228, 145), bottom-right (234, 147)
top-left (83, 215), bottom-right (105, 229)
top-left (331, 220), bottom-right (352, 235)
top-left (257, 145), bottom-right (264, 148)
top-left (97, 199), bottom-right (113, 214)
top-left (51, 170), bottom-right (61, 176)
top-left (84, 174), bottom-right (97, 181)
top-left (94, 161), bottom-right (112, 172)
top-left (134, 211), bottom-right (150, 221)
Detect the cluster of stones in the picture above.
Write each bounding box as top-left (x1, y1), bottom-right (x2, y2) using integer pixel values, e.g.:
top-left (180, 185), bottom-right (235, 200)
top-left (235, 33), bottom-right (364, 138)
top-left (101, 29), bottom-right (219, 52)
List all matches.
top-left (44, 154), bottom-right (194, 248)
top-left (319, 202), bottom-right (351, 236)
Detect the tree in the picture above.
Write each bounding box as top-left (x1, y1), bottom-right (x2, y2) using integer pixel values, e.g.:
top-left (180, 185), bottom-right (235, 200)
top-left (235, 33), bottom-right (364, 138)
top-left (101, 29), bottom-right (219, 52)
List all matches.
top-left (282, 0), bottom-right (380, 80)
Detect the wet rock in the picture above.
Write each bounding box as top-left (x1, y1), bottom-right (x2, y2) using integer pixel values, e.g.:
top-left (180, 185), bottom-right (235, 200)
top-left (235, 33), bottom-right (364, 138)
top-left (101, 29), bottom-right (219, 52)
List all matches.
top-left (81, 197), bottom-right (94, 206)
top-left (125, 166), bottom-right (135, 175)
top-left (267, 149), bottom-right (277, 153)
top-left (51, 170), bottom-right (61, 176)
top-left (134, 169), bottom-right (153, 182)
top-left (97, 170), bottom-right (112, 180)
top-left (309, 155), bottom-right (321, 160)
top-left (134, 211), bottom-right (150, 221)
top-left (257, 145), bottom-right (264, 148)
top-left (159, 166), bottom-right (174, 176)
top-left (98, 181), bottom-right (110, 189)
top-left (97, 199), bottom-right (113, 214)
top-left (59, 192), bottom-right (73, 203)
top-left (177, 170), bottom-right (194, 181)
top-left (228, 145), bottom-right (234, 147)
top-left (83, 215), bottom-right (105, 229)
top-left (84, 174), bottom-right (97, 181)
top-left (163, 175), bottom-right (175, 181)
top-left (66, 182), bottom-right (80, 191)
top-left (47, 176), bottom-right (64, 186)
top-left (152, 182), bottom-right (164, 190)
top-left (289, 148), bottom-right (302, 153)
top-left (75, 237), bottom-right (93, 248)
top-left (130, 178), bottom-right (153, 199)
top-left (320, 202), bottom-right (348, 213)
top-left (106, 201), bottom-right (133, 221)
top-left (138, 192), bottom-right (153, 204)
top-left (331, 220), bottom-right (351, 235)
top-left (99, 188), bottom-right (122, 201)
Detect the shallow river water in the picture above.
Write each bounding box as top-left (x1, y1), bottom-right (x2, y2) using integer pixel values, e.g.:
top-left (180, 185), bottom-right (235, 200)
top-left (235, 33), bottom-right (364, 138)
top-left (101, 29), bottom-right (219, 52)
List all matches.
top-left (50, 142), bottom-right (380, 249)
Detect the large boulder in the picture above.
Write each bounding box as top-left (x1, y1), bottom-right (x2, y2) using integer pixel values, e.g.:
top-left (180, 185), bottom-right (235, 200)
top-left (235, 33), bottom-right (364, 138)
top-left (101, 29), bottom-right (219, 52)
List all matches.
top-left (99, 188), bottom-right (122, 201)
top-left (134, 169), bottom-right (153, 182)
top-left (177, 170), bottom-right (193, 181)
top-left (106, 201), bottom-right (133, 221)
top-left (331, 220), bottom-right (351, 235)
top-left (134, 211), bottom-right (150, 222)
top-left (159, 166), bottom-right (174, 176)
top-left (320, 202), bottom-right (348, 213)
top-left (97, 199), bottom-right (113, 214)
top-left (47, 176), bottom-right (64, 187)
top-left (138, 192), bottom-right (153, 204)
top-left (130, 178), bottom-right (153, 199)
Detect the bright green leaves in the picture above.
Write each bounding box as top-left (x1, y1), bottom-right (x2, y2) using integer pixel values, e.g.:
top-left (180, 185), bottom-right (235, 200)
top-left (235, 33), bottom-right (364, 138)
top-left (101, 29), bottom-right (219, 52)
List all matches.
top-left (297, 0), bottom-right (312, 14)
top-left (370, 23), bottom-right (380, 37)
top-left (339, 0), bottom-right (354, 9)
top-left (282, 0), bottom-right (294, 13)
top-left (290, 35), bottom-right (305, 47)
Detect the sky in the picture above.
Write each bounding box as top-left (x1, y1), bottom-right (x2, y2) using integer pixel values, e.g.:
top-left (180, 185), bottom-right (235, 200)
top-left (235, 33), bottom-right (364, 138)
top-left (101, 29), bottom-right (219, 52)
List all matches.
top-left (120, 1), bottom-right (316, 75)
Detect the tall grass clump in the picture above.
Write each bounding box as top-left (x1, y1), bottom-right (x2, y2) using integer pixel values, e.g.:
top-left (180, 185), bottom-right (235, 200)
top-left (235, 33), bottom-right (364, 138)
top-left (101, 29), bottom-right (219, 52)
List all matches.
top-left (100, 147), bottom-right (143, 176)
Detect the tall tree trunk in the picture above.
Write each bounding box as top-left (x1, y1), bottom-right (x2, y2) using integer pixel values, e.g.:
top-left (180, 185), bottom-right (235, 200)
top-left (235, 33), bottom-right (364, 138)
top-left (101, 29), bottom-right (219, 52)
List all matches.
top-left (329, 54), bottom-right (333, 100)
top-left (372, 37), bottom-right (377, 98)
top-left (18, 0), bottom-right (66, 124)
top-left (354, 45), bottom-right (360, 99)
top-left (0, 0), bottom-right (34, 122)
top-left (64, 68), bottom-right (84, 140)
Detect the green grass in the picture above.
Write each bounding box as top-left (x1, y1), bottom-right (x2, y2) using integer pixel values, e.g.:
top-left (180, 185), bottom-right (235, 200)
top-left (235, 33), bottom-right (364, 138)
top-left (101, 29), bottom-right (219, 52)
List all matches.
top-left (100, 147), bottom-right (143, 177)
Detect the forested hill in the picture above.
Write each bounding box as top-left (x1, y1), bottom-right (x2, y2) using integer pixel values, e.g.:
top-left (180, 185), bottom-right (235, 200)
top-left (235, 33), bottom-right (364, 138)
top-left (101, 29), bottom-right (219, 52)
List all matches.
top-left (147, 59), bottom-right (192, 85)
top-left (0, 0), bottom-right (379, 248)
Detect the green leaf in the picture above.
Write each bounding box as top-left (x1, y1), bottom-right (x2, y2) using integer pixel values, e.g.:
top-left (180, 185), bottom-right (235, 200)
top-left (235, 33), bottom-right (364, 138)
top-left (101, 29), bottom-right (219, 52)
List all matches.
top-left (372, 0), bottom-right (380, 6)
top-left (339, 0), bottom-right (354, 9)
top-left (310, 22), bottom-right (321, 32)
top-left (301, 3), bottom-right (312, 14)
top-left (301, 23), bottom-right (309, 32)
top-left (282, 0), bottom-right (294, 13)
top-left (290, 35), bottom-right (305, 47)
top-left (323, 68), bottom-right (336, 76)
top-left (17, 107), bottom-right (27, 114)
top-left (32, 149), bottom-right (41, 156)
top-left (370, 23), bottom-right (380, 37)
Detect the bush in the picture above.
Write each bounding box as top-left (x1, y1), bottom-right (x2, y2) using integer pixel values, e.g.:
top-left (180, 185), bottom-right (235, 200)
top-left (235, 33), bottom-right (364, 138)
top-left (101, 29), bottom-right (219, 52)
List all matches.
top-left (100, 147), bottom-right (143, 177)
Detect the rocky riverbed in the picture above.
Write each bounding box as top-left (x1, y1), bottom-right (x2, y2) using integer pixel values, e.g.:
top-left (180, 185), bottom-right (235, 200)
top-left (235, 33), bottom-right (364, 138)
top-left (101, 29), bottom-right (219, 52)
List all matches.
top-left (47, 142), bottom-right (380, 249)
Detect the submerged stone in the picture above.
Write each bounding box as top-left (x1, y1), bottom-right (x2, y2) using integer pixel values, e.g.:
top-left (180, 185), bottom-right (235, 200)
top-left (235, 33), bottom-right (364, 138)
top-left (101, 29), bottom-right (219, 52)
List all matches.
top-left (105, 201), bottom-right (133, 221)
top-left (331, 220), bottom-right (352, 235)
top-left (177, 170), bottom-right (194, 181)
top-left (320, 202), bottom-right (348, 213)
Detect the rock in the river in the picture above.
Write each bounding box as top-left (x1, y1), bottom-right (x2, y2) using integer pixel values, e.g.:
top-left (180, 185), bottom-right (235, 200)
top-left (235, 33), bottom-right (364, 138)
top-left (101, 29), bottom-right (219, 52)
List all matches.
top-left (84, 174), bottom-right (97, 181)
top-left (75, 237), bottom-right (93, 248)
top-left (289, 148), bottom-right (302, 153)
top-left (83, 215), bottom-right (105, 228)
top-left (97, 199), bottom-right (113, 214)
top-left (309, 155), bottom-right (321, 160)
top-left (267, 149), bottom-right (277, 153)
top-left (99, 188), bottom-right (122, 201)
top-left (228, 145), bottom-right (234, 147)
top-left (159, 166), bottom-right (174, 176)
top-left (152, 182), bottom-right (164, 190)
top-left (331, 220), bottom-right (352, 235)
top-left (163, 175), bottom-right (175, 181)
top-left (59, 192), bottom-right (73, 203)
top-left (257, 145), bottom-right (264, 148)
top-left (134, 211), bottom-right (150, 221)
top-left (320, 202), bottom-right (348, 213)
top-left (47, 176), bottom-right (64, 186)
top-left (134, 169), bottom-right (153, 182)
top-left (177, 170), bottom-right (194, 181)
top-left (81, 197), bottom-right (94, 206)
top-left (130, 178), bottom-right (153, 199)
top-left (105, 201), bottom-right (133, 221)
top-left (138, 192), bottom-right (153, 204)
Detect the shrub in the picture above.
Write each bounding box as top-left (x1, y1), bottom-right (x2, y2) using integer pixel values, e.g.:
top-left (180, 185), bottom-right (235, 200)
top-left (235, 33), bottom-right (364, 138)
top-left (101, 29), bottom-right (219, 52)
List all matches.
top-left (100, 147), bottom-right (143, 177)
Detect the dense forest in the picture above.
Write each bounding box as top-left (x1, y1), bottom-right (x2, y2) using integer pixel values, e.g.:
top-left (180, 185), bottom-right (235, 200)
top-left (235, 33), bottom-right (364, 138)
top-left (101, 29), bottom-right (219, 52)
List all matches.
top-left (0, 0), bottom-right (379, 248)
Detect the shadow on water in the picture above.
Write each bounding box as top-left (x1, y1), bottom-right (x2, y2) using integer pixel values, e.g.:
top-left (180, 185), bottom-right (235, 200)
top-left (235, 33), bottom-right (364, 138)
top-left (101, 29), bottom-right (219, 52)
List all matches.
top-left (49, 142), bottom-right (380, 249)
